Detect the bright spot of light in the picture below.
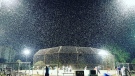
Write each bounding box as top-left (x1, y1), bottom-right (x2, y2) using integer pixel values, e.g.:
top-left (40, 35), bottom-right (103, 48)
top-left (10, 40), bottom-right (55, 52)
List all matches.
top-left (98, 49), bottom-right (108, 56)
top-left (122, 0), bottom-right (135, 7)
top-left (2, 0), bottom-right (20, 9)
top-left (23, 48), bottom-right (30, 56)
top-left (116, 0), bottom-right (135, 17)
top-left (4, 0), bottom-right (16, 5)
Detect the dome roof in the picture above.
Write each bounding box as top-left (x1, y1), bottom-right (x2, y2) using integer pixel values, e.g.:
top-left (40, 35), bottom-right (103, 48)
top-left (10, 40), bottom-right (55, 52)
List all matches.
top-left (33, 46), bottom-right (114, 70)
top-left (34, 46), bottom-right (99, 56)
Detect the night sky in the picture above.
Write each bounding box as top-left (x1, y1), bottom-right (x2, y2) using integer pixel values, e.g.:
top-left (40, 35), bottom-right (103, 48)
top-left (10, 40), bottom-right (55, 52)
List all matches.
top-left (0, 0), bottom-right (135, 61)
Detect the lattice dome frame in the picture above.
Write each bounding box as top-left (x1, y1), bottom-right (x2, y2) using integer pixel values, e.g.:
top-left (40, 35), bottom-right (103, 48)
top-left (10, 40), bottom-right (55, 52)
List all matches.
top-left (33, 46), bottom-right (115, 70)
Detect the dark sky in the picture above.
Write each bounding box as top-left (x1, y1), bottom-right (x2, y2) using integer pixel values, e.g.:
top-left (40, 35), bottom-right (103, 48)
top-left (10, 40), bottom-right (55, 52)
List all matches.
top-left (1, 0), bottom-right (135, 60)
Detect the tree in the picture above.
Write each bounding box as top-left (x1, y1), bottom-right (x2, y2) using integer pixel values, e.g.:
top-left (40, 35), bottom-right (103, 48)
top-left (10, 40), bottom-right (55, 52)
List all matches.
top-left (16, 59), bottom-right (22, 63)
top-left (0, 45), bottom-right (16, 62)
top-left (103, 44), bottom-right (130, 63)
top-left (34, 61), bottom-right (45, 69)
top-left (0, 58), bottom-right (6, 63)
top-left (14, 60), bottom-right (22, 70)
top-left (131, 58), bottom-right (135, 63)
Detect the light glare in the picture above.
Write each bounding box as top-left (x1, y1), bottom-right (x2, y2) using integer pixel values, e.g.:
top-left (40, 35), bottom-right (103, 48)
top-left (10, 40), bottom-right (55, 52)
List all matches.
top-left (98, 50), bottom-right (108, 56)
top-left (23, 48), bottom-right (30, 55)
top-left (2, 0), bottom-right (20, 9)
top-left (122, 0), bottom-right (135, 7)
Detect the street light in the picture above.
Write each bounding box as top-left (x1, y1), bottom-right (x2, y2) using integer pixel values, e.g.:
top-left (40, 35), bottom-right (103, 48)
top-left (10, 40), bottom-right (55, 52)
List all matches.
top-left (23, 48), bottom-right (30, 62)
